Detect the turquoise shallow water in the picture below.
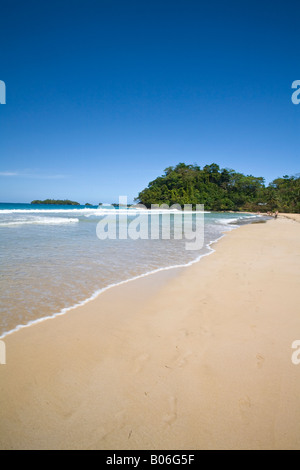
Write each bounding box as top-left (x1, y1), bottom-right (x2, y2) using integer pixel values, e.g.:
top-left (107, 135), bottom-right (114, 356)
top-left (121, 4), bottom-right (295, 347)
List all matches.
top-left (0, 203), bottom-right (263, 336)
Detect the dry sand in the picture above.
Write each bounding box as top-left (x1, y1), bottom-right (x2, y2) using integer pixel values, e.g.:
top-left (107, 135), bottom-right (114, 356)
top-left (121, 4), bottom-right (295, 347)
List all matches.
top-left (0, 216), bottom-right (300, 450)
top-left (280, 213), bottom-right (300, 223)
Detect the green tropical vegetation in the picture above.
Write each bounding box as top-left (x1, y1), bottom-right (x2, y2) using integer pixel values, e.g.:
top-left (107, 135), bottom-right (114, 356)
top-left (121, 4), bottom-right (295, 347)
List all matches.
top-left (31, 199), bottom-right (80, 205)
top-left (136, 163), bottom-right (300, 213)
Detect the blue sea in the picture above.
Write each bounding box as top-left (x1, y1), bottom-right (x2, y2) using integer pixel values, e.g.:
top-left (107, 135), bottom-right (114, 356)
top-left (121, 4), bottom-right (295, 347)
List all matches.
top-left (0, 202), bottom-right (265, 337)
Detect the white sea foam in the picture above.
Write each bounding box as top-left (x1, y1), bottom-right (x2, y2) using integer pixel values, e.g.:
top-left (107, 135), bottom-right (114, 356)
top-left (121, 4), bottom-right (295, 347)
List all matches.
top-left (217, 218), bottom-right (238, 225)
top-left (0, 217), bottom-right (79, 226)
top-left (0, 208), bottom-right (210, 215)
top-left (0, 208), bottom-right (111, 214)
top-left (216, 214), bottom-right (260, 226)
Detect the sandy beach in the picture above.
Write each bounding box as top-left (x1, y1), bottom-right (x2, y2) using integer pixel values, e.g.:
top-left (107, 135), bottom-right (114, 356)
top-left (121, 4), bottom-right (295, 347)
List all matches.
top-left (0, 215), bottom-right (300, 450)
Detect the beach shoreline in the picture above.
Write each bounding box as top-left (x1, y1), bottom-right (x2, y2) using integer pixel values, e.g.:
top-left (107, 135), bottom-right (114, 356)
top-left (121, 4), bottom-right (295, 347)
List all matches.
top-left (1, 210), bottom-right (259, 340)
top-left (0, 215), bottom-right (300, 450)
top-left (0, 208), bottom-right (257, 339)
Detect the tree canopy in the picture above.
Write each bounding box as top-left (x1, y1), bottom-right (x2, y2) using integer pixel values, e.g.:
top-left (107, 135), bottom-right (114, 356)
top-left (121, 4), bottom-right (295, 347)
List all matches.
top-left (136, 163), bottom-right (300, 213)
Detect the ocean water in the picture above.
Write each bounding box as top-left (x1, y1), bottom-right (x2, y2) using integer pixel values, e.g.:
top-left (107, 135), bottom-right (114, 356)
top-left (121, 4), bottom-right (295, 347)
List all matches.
top-left (0, 203), bottom-right (264, 337)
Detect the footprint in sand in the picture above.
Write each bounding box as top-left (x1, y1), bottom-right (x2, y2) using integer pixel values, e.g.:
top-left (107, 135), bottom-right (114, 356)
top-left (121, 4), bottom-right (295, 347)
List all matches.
top-left (96, 409), bottom-right (127, 444)
top-left (176, 350), bottom-right (192, 368)
top-left (256, 353), bottom-right (265, 369)
top-left (134, 353), bottom-right (150, 373)
top-left (114, 408), bottom-right (126, 426)
top-left (163, 396), bottom-right (177, 425)
top-left (239, 396), bottom-right (252, 424)
top-left (199, 326), bottom-right (211, 336)
top-left (180, 328), bottom-right (191, 338)
top-left (239, 396), bottom-right (251, 410)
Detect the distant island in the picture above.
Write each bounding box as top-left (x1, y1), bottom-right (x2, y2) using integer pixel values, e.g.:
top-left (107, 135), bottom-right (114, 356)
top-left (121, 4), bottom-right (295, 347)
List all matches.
top-left (31, 199), bottom-right (80, 206)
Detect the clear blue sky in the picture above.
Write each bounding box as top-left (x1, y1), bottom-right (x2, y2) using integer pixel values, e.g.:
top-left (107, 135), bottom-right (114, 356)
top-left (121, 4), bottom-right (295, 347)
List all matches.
top-left (0, 0), bottom-right (299, 204)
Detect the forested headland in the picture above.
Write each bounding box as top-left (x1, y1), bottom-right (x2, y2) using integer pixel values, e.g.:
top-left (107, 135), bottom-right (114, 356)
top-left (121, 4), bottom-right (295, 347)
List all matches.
top-left (136, 163), bottom-right (300, 213)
